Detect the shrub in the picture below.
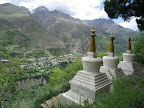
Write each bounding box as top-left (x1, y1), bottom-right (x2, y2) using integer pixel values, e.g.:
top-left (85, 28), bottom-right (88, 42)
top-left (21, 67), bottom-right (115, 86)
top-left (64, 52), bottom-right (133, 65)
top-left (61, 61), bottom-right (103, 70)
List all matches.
top-left (133, 31), bottom-right (144, 64)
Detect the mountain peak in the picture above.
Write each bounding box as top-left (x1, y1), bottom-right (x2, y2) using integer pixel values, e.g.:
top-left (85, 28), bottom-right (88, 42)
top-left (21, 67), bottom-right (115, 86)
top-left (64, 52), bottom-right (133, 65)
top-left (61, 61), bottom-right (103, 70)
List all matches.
top-left (53, 9), bottom-right (60, 13)
top-left (34, 6), bottom-right (49, 13)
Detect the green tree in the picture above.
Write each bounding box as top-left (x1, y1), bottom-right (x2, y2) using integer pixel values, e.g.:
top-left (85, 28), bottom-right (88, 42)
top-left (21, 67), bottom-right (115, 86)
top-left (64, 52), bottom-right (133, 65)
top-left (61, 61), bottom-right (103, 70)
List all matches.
top-left (104, 0), bottom-right (144, 30)
top-left (132, 31), bottom-right (144, 64)
top-left (49, 59), bottom-right (82, 85)
top-left (0, 57), bottom-right (24, 108)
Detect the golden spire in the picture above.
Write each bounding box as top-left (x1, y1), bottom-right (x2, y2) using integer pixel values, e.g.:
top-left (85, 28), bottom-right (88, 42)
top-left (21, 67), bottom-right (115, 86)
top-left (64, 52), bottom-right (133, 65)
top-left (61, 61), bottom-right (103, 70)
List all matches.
top-left (127, 36), bottom-right (131, 50)
top-left (108, 33), bottom-right (114, 53)
top-left (92, 26), bottom-right (94, 30)
top-left (89, 26), bottom-right (96, 52)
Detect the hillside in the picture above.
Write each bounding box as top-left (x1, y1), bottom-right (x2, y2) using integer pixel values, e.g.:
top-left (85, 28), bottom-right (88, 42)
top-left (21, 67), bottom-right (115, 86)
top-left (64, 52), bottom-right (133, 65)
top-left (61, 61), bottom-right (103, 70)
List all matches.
top-left (0, 4), bottom-right (136, 55)
top-left (32, 6), bottom-right (128, 54)
top-left (85, 19), bottom-right (136, 40)
top-left (0, 3), bottom-right (64, 52)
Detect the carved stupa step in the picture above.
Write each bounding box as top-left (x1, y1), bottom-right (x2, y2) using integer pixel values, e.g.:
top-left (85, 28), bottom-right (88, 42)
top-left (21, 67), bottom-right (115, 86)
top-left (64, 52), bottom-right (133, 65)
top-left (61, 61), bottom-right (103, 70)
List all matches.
top-left (95, 78), bottom-right (110, 87)
top-left (115, 68), bottom-right (125, 77)
top-left (70, 74), bottom-right (110, 92)
top-left (70, 78), bottom-right (109, 89)
top-left (73, 74), bottom-right (109, 85)
top-left (95, 81), bottom-right (111, 90)
top-left (76, 71), bottom-right (107, 79)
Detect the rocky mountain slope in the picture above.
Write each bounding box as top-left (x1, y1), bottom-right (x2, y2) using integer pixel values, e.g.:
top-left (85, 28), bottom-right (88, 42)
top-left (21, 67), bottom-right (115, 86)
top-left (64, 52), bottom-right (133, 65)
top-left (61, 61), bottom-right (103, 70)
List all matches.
top-left (32, 6), bottom-right (131, 54)
top-left (0, 3), bottom-right (64, 51)
top-left (85, 19), bottom-right (136, 40)
top-left (0, 4), bottom-right (136, 55)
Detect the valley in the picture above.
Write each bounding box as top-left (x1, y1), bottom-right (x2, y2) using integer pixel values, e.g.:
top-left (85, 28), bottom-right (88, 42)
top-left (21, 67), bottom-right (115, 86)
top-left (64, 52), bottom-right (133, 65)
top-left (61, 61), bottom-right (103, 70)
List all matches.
top-left (0, 2), bottom-right (137, 90)
top-left (0, 3), bottom-right (137, 89)
top-left (0, 3), bottom-right (140, 108)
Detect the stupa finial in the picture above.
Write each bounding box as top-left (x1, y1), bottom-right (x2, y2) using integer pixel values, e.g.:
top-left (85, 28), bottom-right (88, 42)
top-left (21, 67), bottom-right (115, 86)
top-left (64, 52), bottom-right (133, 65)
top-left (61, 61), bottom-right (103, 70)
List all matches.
top-left (89, 26), bottom-right (96, 52)
top-left (126, 36), bottom-right (132, 54)
top-left (92, 26), bottom-right (94, 30)
top-left (108, 33), bottom-right (114, 57)
top-left (128, 36), bottom-right (131, 50)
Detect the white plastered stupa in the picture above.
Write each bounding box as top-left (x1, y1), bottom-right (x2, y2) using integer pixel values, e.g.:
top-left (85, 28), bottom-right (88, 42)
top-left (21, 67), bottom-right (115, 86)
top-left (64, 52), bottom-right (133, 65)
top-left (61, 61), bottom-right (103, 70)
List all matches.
top-left (100, 33), bottom-right (125, 80)
top-left (118, 36), bottom-right (144, 76)
top-left (60, 27), bottom-right (111, 105)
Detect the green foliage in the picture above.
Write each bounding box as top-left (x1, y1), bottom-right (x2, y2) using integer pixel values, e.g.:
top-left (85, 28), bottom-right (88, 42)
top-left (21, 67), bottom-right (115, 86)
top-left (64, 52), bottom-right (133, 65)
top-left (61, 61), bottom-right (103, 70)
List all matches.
top-left (34, 82), bottom-right (70, 108)
top-left (25, 50), bottom-right (47, 58)
top-left (49, 59), bottom-right (83, 85)
top-left (4, 59), bottom-right (82, 108)
top-left (118, 52), bottom-right (124, 62)
top-left (5, 82), bottom-right (70, 108)
top-left (59, 61), bottom-right (69, 69)
top-left (132, 31), bottom-right (144, 64)
top-left (49, 67), bottom-right (66, 85)
top-left (47, 48), bottom-right (70, 57)
top-left (104, 0), bottom-right (144, 30)
top-left (96, 76), bottom-right (144, 108)
top-left (97, 52), bottom-right (107, 58)
top-left (0, 57), bottom-right (25, 107)
top-left (0, 29), bottom-right (30, 47)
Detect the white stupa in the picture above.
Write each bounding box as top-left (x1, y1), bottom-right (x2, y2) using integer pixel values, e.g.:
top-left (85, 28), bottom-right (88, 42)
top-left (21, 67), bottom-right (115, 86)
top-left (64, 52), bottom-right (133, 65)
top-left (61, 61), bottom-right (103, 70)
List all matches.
top-left (118, 36), bottom-right (144, 76)
top-left (60, 26), bottom-right (111, 105)
top-left (100, 33), bottom-right (124, 80)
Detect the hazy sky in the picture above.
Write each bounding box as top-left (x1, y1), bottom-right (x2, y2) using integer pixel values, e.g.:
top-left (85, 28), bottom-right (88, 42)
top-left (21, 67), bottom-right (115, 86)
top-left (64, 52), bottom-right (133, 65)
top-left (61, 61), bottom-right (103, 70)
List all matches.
top-left (0, 0), bottom-right (138, 31)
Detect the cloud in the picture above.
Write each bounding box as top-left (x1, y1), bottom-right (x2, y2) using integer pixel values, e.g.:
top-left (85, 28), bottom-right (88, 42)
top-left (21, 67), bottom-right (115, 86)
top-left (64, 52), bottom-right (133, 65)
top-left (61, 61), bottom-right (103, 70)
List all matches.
top-left (0, 0), bottom-right (108, 20)
top-left (0, 0), bottom-right (107, 19)
top-left (19, 0), bottom-right (108, 20)
top-left (119, 17), bottom-right (138, 31)
top-left (0, 0), bottom-right (138, 30)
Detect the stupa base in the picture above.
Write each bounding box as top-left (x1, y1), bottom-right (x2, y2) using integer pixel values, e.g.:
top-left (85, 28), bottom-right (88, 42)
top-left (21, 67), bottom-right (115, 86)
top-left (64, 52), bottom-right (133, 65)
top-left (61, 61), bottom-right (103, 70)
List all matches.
top-left (118, 61), bottom-right (144, 76)
top-left (100, 66), bottom-right (125, 80)
top-left (60, 70), bottom-right (111, 106)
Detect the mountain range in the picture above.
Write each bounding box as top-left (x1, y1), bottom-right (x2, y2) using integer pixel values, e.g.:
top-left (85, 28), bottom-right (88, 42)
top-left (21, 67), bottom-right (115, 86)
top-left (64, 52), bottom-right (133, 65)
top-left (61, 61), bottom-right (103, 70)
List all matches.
top-left (0, 3), bottom-right (136, 55)
top-left (85, 19), bottom-right (136, 40)
top-left (0, 3), bottom-right (64, 50)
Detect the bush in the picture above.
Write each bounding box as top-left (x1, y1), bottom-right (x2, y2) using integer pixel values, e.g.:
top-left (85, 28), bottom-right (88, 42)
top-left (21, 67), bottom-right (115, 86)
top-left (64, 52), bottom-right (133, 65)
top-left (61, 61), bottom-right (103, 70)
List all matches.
top-left (49, 59), bottom-right (82, 85)
top-left (4, 59), bottom-right (82, 108)
top-left (133, 31), bottom-right (144, 64)
top-left (97, 52), bottom-right (107, 58)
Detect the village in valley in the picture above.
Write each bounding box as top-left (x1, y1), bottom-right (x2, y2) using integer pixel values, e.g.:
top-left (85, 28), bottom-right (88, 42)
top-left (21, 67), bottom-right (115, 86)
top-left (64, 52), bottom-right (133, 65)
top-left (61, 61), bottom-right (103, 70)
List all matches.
top-left (22, 53), bottom-right (81, 72)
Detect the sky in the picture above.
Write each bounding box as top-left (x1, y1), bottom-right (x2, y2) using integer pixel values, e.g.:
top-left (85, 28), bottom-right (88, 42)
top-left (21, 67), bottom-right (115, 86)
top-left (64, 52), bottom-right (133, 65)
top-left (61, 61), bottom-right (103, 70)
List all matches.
top-left (0, 0), bottom-right (138, 31)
